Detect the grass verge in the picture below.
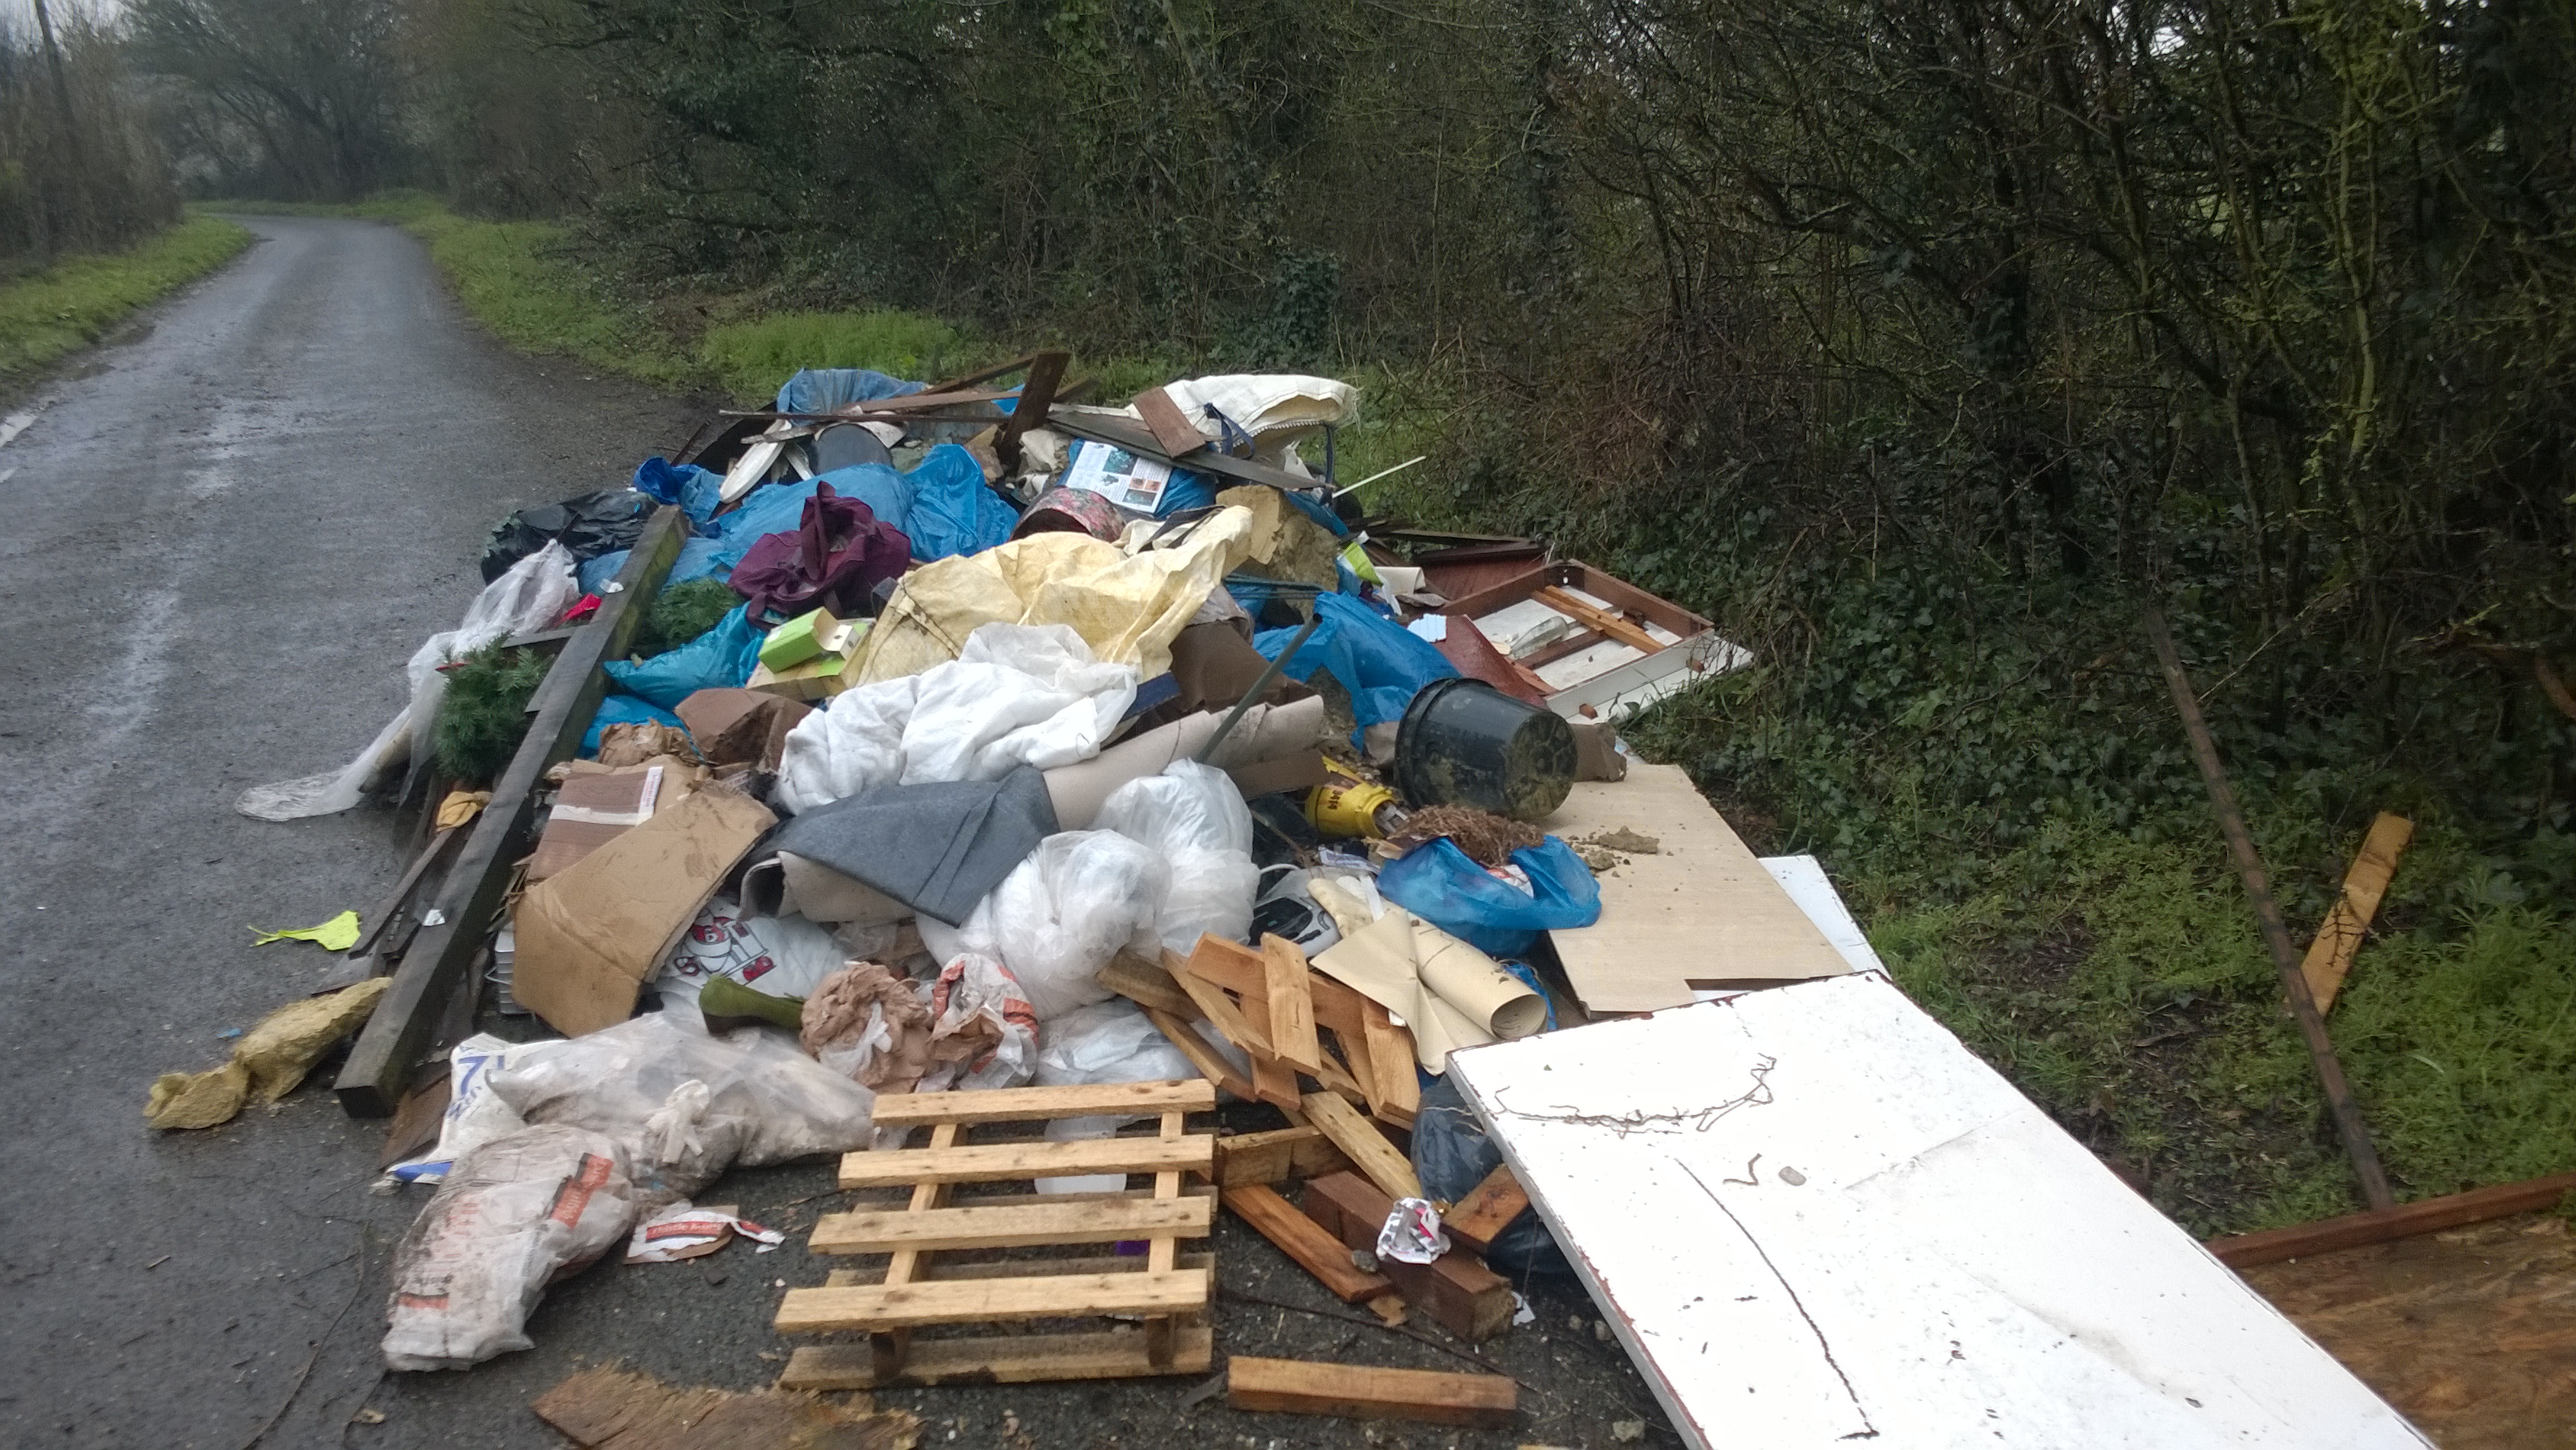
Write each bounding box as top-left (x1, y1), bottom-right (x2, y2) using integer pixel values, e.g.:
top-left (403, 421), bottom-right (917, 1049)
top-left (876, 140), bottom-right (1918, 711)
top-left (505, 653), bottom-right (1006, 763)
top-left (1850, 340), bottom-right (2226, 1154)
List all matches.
top-left (0, 215), bottom-right (253, 387)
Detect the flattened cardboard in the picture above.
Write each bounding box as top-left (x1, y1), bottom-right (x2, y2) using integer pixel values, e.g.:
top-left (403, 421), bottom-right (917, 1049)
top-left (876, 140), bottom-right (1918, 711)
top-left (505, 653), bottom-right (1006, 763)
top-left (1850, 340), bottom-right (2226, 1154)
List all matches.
top-left (527, 761), bottom-right (702, 882)
top-left (1543, 763), bottom-right (1846, 1011)
top-left (674, 687), bottom-right (811, 771)
top-left (512, 786), bottom-right (777, 1035)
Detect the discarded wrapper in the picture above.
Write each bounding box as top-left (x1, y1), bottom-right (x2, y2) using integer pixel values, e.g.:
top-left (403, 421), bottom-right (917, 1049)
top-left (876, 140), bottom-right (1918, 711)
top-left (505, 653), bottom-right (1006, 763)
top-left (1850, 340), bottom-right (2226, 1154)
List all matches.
top-left (1376, 1196), bottom-right (1451, 1264)
top-left (624, 1201), bottom-right (786, 1264)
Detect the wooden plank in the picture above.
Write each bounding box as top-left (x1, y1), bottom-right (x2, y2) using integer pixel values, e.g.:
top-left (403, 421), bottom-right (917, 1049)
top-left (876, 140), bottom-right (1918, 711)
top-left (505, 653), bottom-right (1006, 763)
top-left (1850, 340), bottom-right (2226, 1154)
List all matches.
top-left (1226, 1356), bottom-right (1517, 1429)
top-left (992, 350), bottom-right (1067, 471)
top-left (1102, 950), bottom-right (1197, 1016)
top-left (775, 1268), bottom-right (1210, 1333)
top-left (871, 1080), bottom-right (1214, 1127)
top-left (1181, 935), bottom-right (1267, 999)
top-left (1532, 584), bottom-right (1662, 655)
top-left (780, 1327), bottom-right (1212, 1391)
top-left (2299, 812), bottom-right (2414, 1014)
top-left (1249, 1049), bottom-right (1302, 1113)
top-left (1260, 935), bottom-right (1324, 1074)
top-left (1214, 1126), bottom-right (1353, 1188)
top-left (1307, 972), bottom-right (1374, 1039)
top-left (1142, 1006), bottom-right (1255, 1103)
top-left (335, 506), bottom-right (686, 1116)
top-left (2208, 1172), bottom-right (2576, 1269)
top-left (344, 824), bottom-right (463, 958)
top-left (1442, 1164), bottom-right (1530, 1254)
top-left (1146, 1106), bottom-right (1184, 1367)
top-left (1172, 955), bottom-right (1273, 1056)
top-left (1543, 763), bottom-right (1850, 1014)
top-left (1131, 386), bottom-right (1209, 458)
top-left (1223, 1185), bottom-right (1392, 1303)
top-left (811, 1196), bottom-right (1213, 1254)
top-left (1303, 1173), bottom-right (1515, 1343)
top-left (1359, 1001), bottom-right (1420, 1129)
top-left (838, 1135), bottom-right (1210, 1189)
top-left (1301, 1090), bottom-right (1420, 1201)
top-left (826, 1251), bottom-right (1213, 1287)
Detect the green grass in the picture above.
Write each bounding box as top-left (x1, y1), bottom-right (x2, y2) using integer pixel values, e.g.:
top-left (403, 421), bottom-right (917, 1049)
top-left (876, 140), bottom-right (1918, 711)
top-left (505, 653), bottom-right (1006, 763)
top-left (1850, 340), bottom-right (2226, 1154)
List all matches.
top-left (0, 215), bottom-right (252, 386)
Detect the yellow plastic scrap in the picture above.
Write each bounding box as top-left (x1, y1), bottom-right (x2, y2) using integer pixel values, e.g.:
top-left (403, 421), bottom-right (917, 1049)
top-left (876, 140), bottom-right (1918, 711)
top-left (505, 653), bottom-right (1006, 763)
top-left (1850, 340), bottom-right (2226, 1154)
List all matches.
top-left (145, 978), bottom-right (392, 1130)
top-left (853, 505), bottom-right (1255, 685)
top-left (247, 909), bottom-right (361, 951)
top-left (434, 788), bottom-right (492, 829)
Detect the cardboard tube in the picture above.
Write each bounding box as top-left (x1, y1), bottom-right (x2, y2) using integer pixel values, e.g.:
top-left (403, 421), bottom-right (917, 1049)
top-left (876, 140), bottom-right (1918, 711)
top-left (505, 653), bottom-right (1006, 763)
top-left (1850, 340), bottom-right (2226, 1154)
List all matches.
top-left (1044, 697), bottom-right (1329, 829)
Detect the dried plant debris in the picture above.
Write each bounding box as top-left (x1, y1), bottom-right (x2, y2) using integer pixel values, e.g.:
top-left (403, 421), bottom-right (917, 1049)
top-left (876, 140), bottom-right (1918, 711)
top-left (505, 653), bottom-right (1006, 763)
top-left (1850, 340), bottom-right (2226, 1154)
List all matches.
top-left (1391, 805), bottom-right (1543, 868)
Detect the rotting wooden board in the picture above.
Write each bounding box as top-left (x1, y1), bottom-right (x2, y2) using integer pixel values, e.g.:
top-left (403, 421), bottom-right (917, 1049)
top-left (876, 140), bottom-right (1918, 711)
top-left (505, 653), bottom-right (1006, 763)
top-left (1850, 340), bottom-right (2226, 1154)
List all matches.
top-left (2300, 811), bottom-right (2414, 1014)
top-left (1226, 1355), bottom-right (1518, 1428)
top-left (1543, 763), bottom-right (1849, 1013)
top-left (1222, 1184), bottom-right (1392, 1303)
top-left (335, 505), bottom-right (687, 1116)
top-left (2242, 1213), bottom-right (2576, 1450)
top-left (1448, 974), bottom-right (2430, 1449)
top-left (781, 1327), bottom-right (1215, 1391)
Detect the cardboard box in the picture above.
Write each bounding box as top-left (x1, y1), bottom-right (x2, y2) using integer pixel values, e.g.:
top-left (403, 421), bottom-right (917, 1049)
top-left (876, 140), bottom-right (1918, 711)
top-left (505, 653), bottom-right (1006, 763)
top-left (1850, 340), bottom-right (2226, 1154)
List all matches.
top-left (757, 607), bottom-right (841, 673)
top-left (511, 786), bottom-right (777, 1035)
top-left (674, 687), bottom-right (811, 771)
top-left (526, 761), bottom-right (699, 882)
top-left (746, 619), bottom-right (867, 702)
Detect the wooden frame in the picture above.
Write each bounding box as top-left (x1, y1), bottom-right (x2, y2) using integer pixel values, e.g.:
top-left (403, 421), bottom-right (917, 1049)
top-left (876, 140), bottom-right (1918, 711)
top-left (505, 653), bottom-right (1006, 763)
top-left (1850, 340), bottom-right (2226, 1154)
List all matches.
top-left (334, 505), bottom-right (687, 1116)
top-left (1436, 560), bottom-right (1744, 720)
top-left (775, 1081), bottom-right (1219, 1390)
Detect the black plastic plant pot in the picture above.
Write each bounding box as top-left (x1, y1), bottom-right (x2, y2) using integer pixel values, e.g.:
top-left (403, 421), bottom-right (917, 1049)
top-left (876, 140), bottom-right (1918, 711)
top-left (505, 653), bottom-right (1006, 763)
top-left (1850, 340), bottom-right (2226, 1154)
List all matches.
top-left (1392, 676), bottom-right (1577, 822)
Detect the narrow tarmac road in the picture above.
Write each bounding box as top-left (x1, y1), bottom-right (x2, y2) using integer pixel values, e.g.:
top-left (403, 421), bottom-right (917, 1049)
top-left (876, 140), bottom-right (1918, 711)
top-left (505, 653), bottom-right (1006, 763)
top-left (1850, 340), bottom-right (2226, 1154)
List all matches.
top-left (0, 216), bottom-right (1668, 1449)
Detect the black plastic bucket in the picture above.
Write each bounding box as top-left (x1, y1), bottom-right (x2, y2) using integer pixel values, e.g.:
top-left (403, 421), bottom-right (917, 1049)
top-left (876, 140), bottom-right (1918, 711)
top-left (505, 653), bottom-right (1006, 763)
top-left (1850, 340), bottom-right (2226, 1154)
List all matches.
top-left (1391, 677), bottom-right (1577, 821)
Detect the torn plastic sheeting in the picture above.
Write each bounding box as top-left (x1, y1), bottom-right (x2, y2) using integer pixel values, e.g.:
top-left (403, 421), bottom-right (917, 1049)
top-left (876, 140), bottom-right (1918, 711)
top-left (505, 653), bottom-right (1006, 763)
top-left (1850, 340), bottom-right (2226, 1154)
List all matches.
top-left (774, 623), bottom-right (1138, 813)
top-left (479, 489), bottom-right (657, 582)
top-left (1376, 834), bottom-right (1602, 959)
top-left (775, 367), bottom-right (925, 417)
top-left (920, 829), bottom-right (1168, 1022)
top-left (632, 457), bottom-right (724, 523)
top-left (1255, 590), bottom-right (1458, 750)
top-left (851, 506), bottom-right (1255, 687)
top-left (247, 909), bottom-right (360, 950)
top-left (237, 542), bottom-right (582, 821)
top-left (603, 604), bottom-right (763, 710)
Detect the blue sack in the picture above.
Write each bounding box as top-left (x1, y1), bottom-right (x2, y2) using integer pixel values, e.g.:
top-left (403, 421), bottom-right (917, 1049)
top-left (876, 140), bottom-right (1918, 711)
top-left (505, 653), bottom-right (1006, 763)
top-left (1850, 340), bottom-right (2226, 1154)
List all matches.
top-left (1255, 591), bottom-right (1458, 749)
top-left (579, 535), bottom-right (731, 594)
top-left (891, 444), bottom-right (1017, 560)
top-left (1376, 835), bottom-right (1601, 958)
top-left (604, 604), bottom-right (764, 709)
top-left (632, 457), bottom-right (724, 523)
top-left (582, 696), bottom-right (689, 755)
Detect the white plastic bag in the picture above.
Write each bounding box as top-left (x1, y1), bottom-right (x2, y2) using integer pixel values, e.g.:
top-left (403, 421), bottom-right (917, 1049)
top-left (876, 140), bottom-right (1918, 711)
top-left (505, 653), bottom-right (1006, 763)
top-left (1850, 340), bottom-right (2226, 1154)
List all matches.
top-left (384, 1032), bottom-right (573, 1185)
top-left (487, 1013), bottom-right (877, 1204)
top-left (1035, 998), bottom-right (1195, 1089)
top-left (917, 953), bottom-right (1040, 1092)
top-left (1096, 760), bottom-right (1260, 956)
top-left (381, 1123), bottom-right (634, 1371)
top-left (924, 831), bottom-right (1168, 1021)
top-left (241, 543), bottom-right (580, 821)
top-left (651, 902), bottom-right (850, 1012)
top-left (775, 623), bottom-right (1137, 813)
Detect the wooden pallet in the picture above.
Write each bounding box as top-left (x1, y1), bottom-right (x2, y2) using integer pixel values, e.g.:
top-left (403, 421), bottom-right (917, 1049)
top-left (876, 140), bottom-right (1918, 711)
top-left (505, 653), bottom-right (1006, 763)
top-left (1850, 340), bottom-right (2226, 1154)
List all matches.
top-left (775, 1080), bottom-right (1218, 1390)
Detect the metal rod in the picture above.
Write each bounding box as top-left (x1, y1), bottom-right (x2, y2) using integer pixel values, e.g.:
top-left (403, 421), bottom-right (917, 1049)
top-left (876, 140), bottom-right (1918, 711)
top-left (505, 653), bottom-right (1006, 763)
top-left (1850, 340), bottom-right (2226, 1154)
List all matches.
top-left (1194, 613), bottom-right (1322, 764)
top-left (2142, 605), bottom-right (2395, 1211)
top-left (1332, 455), bottom-right (1428, 498)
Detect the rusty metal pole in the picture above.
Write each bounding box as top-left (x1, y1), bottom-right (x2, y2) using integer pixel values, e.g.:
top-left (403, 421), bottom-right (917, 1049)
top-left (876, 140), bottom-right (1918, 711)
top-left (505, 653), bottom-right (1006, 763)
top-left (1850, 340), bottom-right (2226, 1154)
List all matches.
top-left (2142, 605), bottom-right (2397, 1212)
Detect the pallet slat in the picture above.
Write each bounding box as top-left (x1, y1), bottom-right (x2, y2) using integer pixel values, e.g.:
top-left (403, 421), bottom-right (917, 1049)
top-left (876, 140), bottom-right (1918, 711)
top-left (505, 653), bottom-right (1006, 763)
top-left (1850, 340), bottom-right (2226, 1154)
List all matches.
top-left (871, 1080), bottom-right (1215, 1127)
top-left (780, 1327), bottom-right (1215, 1391)
top-left (775, 1268), bottom-right (1211, 1333)
top-left (812, 1196), bottom-right (1213, 1254)
top-left (838, 1135), bottom-right (1211, 1188)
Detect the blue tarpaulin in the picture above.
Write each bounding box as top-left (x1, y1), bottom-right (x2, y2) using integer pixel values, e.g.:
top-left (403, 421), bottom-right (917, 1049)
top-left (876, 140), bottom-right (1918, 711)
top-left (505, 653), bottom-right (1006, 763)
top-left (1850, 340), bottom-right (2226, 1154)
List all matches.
top-left (603, 604), bottom-right (764, 708)
top-left (777, 368), bottom-right (925, 416)
top-left (632, 457), bottom-right (724, 523)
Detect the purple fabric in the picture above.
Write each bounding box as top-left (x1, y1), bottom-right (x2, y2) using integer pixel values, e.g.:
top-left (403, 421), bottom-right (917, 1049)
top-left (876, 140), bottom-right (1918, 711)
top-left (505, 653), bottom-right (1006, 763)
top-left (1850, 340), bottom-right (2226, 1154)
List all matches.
top-left (726, 481), bottom-right (912, 621)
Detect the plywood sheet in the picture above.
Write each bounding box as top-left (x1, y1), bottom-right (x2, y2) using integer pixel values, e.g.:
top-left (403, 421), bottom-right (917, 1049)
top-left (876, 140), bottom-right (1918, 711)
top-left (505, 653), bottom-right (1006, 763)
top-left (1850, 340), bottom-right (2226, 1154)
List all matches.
top-left (1543, 764), bottom-right (1849, 1011)
top-left (2242, 1213), bottom-right (2576, 1450)
top-left (1450, 974), bottom-right (2430, 1449)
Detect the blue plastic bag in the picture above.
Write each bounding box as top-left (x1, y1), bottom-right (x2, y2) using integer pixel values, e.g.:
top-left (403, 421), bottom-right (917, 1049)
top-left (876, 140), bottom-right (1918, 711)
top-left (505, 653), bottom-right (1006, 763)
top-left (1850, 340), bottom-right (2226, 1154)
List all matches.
top-left (582, 696), bottom-right (689, 755)
top-left (632, 457), bottom-right (724, 523)
top-left (1254, 591), bottom-right (1458, 749)
top-left (604, 604), bottom-right (764, 709)
top-left (776, 368), bottom-right (925, 415)
top-left (1376, 835), bottom-right (1601, 958)
top-left (579, 536), bottom-right (731, 594)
